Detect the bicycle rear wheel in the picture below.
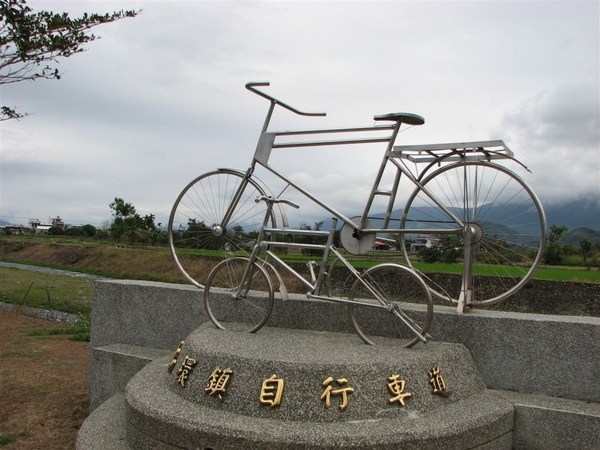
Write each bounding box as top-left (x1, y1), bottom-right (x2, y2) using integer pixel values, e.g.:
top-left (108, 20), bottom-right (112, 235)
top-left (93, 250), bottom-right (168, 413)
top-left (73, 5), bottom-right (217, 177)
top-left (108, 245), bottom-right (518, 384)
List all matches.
top-left (168, 169), bottom-right (275, 288)
top-left (348, 264), bottom-right (433, 348)
top-left (325, 257), bottom-right (354, 298)
top-left (204, 257), bottom-right (274, 332)
top-left (400, 161), bottom-right (546, 306)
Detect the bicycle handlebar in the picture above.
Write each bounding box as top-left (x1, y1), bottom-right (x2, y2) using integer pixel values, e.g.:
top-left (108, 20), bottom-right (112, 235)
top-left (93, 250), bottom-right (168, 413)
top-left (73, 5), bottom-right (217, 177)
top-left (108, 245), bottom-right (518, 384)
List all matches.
top-left (255, 196), bottom-right (300, 209)
top-left (246, 82), bottom-right (326, 117)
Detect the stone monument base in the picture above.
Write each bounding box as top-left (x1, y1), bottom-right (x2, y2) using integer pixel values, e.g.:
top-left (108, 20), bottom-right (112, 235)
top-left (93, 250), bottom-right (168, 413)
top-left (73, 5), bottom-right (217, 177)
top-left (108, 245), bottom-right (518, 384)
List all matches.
top-left (79, 323), bottom-right (514, 449)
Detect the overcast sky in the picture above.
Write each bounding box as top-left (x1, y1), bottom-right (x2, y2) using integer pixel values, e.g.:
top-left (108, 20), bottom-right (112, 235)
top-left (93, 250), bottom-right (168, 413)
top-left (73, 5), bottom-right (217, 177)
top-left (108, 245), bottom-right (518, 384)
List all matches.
top-left (1, 0), bottom-right (598, 229)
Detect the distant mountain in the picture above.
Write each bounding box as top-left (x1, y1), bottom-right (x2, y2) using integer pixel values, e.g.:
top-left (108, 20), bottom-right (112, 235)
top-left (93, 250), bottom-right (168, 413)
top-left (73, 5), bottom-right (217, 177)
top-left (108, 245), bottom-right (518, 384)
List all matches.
top-left (0, 218), bottom-right (12, 226)
top-left (560, 228), bottom-right (600, 246)
top-left (543, 198), bottom-right (599, 231)
top-left (318, 197), bottom-right (599, 236)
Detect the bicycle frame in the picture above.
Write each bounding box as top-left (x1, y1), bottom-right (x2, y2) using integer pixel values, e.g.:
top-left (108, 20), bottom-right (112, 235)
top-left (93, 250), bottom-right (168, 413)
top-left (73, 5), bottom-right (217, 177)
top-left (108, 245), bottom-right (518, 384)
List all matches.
top-left (191, 82), bottom-right (545, 313)
top-left (235, 198), bottom-right (429, 342)
top-left (222, 83), bottom-right (518, 243)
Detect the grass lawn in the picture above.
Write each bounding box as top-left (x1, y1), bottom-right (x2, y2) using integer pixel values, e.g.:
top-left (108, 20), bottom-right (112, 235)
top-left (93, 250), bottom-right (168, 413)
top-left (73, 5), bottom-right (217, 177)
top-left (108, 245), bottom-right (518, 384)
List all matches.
top-left (408, 261), bottom-right (600, 283)
top-left (0, 267), bottom-right (94, 315)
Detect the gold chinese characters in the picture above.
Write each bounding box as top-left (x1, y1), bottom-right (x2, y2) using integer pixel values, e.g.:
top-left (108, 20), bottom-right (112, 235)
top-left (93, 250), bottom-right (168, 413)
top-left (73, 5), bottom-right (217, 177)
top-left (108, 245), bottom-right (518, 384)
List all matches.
top-left (387, 374), bottom-right (412, 406)
top-left (429, 367), bottom-right (451, 397)
top-left (259, 374), bottom-right (285, 407)
top-left (176, 356), bottom-right (198, 388)
top-left (166, 343), bottom-right (451, 408)
top-left (320, 377), bottom-right (354, 410)
top-left (205, 367), bottom-right (233, 401)
top-left (168, 340), bottom-right (185, 373)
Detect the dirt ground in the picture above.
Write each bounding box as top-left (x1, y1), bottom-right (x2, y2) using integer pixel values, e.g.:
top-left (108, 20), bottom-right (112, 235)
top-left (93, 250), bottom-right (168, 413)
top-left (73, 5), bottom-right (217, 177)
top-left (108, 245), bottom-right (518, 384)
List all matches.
top-left (0, 309), bottom-right (89, 449)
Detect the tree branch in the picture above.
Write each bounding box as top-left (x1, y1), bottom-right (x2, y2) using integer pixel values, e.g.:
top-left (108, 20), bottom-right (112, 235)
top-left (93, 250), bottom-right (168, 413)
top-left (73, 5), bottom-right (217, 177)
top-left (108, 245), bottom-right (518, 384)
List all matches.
top-left (0, 0), bottom-right (139, 120)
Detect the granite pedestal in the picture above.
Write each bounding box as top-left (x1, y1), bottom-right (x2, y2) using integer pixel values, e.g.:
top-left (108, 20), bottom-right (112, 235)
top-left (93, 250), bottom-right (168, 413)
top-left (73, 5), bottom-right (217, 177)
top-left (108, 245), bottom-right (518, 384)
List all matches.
top-left (78, 280), bottom-right (600, 449)
top-left (79, 323), bottom-right (513, 449)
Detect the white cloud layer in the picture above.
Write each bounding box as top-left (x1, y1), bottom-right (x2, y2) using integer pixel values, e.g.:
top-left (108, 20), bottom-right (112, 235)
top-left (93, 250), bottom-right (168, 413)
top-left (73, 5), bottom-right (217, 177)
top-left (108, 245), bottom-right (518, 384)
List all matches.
top-left (1, 0), bottom-right (598, 228)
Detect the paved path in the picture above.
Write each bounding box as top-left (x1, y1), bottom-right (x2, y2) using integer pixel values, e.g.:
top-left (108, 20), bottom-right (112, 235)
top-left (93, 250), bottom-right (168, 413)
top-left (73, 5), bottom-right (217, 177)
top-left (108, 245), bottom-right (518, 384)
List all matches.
top-left (0, 261), bottom-right (108, 279)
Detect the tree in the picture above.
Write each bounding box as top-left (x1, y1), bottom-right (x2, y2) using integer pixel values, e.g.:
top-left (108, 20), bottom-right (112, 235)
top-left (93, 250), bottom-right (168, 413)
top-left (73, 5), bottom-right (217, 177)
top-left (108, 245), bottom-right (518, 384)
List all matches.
top-left (416, 235), bottom-right (461, 264)
top-left (580, 238), bottom-right (593, 267)
top-left (66, 223), bottom-right (97, 237)
top-left (81, 223), bottom-right (97, 237)
top-left (544, 224), bottom-right (568, 265)
top-left (109, 197), bottom-right (159, 245)
top-left (47, 225), bottom-right (63, 235)
top-left (299, 221), bottom-right (325, 257)
top-left (1, 0), bottom-right (138, 120)
top-left (109, 197), bottom-right (137, 241)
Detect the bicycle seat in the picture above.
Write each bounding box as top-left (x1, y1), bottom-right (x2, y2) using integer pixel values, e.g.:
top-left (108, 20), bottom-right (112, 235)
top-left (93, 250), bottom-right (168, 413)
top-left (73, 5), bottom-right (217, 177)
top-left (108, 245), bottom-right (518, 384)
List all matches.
top-left (374, 112), bottom-right (425, 126)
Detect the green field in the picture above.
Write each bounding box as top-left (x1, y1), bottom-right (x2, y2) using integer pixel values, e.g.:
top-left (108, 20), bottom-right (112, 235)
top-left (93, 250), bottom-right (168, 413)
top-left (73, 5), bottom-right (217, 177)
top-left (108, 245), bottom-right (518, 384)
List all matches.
top-left (256, 252), bottom-right (600, 283)
top-left (177, 246), bottom-right (600, 284)
top-left (0, 267), bottom-right (94, 314)
top-left (0, 236), bottom-right (598, 318)
top-left (407, 261), bottom-right (600, 283)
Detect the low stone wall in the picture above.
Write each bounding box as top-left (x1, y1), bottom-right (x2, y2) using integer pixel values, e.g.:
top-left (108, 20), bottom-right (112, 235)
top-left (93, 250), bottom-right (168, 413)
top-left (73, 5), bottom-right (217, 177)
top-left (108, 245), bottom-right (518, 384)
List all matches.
top-left (88, 279), bottom-right (600, 449)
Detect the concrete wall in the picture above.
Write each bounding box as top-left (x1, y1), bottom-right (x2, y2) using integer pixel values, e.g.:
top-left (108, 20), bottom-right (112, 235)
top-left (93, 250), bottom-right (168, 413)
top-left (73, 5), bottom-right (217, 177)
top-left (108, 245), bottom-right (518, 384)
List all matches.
top-left (89, 279), bottom-right (600, 448)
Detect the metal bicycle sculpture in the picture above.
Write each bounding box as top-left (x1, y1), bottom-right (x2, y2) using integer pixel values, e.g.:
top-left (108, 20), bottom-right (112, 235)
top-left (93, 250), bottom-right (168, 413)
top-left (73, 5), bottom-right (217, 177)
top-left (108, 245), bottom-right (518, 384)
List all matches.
top-left (168, 82), bottom-right (546, 347)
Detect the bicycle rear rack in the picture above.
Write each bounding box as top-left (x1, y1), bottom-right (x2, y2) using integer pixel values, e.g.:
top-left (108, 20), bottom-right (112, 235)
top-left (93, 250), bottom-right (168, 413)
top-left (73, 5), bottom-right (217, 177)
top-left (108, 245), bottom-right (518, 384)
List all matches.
top-left (393, 140), bottom-right (513, 163)
top-left (360, 140), bottom-right (517, 230)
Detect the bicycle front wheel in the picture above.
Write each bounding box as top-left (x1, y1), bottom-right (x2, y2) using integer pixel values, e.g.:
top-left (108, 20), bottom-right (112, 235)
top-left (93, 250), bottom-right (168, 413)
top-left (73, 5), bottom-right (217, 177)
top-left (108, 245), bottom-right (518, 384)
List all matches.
top-left (348, 264), bottom-right (433, 348)
top-left (168, 169), bottom-right (275, 288)
top-left (400, 161), bottom-right (546, 306)
top-left (204, 257), bottom-right (274, 332)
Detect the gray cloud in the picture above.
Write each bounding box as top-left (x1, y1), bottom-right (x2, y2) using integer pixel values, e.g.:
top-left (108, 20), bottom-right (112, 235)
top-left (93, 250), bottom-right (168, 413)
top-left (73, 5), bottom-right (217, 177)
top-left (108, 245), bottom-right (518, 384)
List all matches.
top-left (1, 0), bottom-right (598, 228)
top-left (497, 81), bottom-right (600, 205)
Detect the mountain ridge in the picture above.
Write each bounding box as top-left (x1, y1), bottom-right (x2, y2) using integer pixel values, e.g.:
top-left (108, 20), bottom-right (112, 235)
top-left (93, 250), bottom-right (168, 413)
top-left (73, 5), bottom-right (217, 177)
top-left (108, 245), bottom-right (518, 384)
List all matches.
top-left (317, 197), bottom-right (599, 243)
